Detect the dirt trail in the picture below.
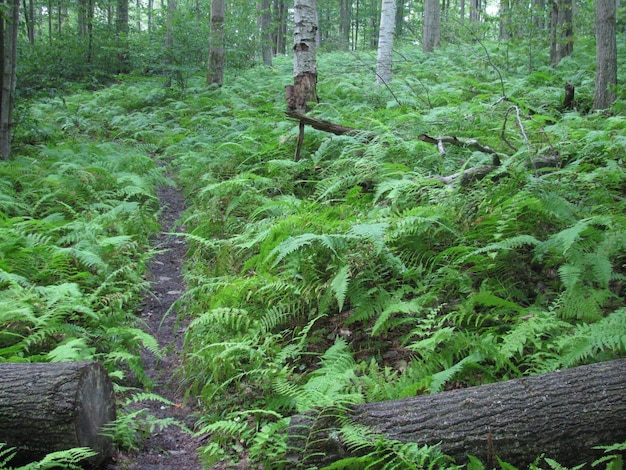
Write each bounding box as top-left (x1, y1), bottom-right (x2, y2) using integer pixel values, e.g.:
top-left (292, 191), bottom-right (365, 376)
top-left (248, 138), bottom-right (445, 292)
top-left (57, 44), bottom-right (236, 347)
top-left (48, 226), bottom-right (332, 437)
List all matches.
top-left (107, 181), bottom-right (203, 470)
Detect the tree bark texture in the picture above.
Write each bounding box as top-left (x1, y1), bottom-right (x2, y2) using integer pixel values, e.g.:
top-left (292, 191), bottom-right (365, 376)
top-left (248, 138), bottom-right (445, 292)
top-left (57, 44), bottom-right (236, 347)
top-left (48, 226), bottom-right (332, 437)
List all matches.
top-left (259, 0), bottom-right (272, 66)
top-left (593, 0), bottom-right (617, 110)
top-left (207, 0), bottom-right (225, 87)
top-left (272, 0), bottom-right (287, 55)
top-left (550, 0), bottom-right (573, 66)
top-left (0, 361), bottom-right (116, 467)
top-left (291, 0), bottom-right (318, 112)
top-left (0, 0), bottom-right (19, 160)
top-left (375, 0), bottom-right (396, 84)
top-left (422, 0), bottom-right (440, 52)
top-left (115, 0), bottom-right (130, 73)
top-left (287, 359), bottom-right (626, 467)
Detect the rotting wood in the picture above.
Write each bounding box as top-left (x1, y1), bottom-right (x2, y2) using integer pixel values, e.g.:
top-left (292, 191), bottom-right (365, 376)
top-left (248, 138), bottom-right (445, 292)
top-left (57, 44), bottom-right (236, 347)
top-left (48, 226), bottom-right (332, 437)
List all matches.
top-left (285, 110), bottom-right (373, 138)
top-left (287, 359), bottom-right (626, 468)
top-left (0, 361), bottom-right (116, 468)
top-left (563, 82), bottom-right (575, 110)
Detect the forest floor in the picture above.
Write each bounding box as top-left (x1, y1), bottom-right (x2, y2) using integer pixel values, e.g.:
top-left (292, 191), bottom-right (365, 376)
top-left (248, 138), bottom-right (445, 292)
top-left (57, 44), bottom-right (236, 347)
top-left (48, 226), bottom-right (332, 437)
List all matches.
top-left (106, 176), bottom-right (204, 470)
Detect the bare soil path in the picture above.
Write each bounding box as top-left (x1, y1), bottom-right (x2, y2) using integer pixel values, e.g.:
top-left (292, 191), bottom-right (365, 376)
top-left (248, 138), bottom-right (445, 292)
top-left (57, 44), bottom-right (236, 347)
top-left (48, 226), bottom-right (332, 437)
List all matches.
top-left (107, 179), bottom-right (203, 470)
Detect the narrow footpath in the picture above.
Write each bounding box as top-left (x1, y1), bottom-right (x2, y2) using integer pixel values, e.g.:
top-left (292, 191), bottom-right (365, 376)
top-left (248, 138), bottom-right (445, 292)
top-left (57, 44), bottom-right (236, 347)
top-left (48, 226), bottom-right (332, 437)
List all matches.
top-left (107, 180), bottom-right (203, 470)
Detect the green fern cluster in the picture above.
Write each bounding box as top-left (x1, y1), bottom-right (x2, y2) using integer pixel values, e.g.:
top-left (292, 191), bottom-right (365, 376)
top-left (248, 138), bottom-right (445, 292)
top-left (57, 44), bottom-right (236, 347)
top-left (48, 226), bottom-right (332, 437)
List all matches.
top-left (165, 41), bottom-right (626, 467)
top-left (2, 124), bottom-right (166, 384)
top-left (13, 36), bottom-right (624, 468)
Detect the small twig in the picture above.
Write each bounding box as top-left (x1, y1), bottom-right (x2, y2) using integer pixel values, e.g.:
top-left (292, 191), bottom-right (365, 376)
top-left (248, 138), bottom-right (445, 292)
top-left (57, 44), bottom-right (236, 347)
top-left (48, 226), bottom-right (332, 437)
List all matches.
top-left (350, 50), bottom-right (402, 107)
top-left (295, 121), bottom-right (305, 161)
top-left (419, 134), bottom-right (498, 156)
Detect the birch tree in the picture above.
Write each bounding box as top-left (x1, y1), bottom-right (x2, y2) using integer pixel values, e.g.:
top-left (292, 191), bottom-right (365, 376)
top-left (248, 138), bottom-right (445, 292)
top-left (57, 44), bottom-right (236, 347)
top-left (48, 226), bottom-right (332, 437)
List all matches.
top-left (375, 0), bottom-right (396, 84)
top-left (593, 0), bottom-right (617, 110)
top-left (288, 0), bottom-right (318, 112)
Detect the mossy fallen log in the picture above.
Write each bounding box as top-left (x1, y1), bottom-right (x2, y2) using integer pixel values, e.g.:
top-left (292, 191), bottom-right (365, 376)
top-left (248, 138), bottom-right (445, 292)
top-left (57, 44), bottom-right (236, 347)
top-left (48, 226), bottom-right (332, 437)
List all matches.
top-left (0, 361), bottom-right (116, 468)
top-left (287, 359), bottom-right (626, 467)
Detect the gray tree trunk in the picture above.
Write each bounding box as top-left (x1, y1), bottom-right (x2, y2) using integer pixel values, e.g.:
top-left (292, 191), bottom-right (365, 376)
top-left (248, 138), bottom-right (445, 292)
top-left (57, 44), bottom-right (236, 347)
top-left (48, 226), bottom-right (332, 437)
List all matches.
top-left (0, 361), bottom-right (116, 467)
top-left (288, 359), bottom-right (626, 468)
top-left (207, 0), bottom-right (225, 86)
top-left (115, 0), bottom-right (130, 73)
top-left (499, 0), bottom-right (510, 40)
top-left (0, 0), bottom-right (19, 159)
top-left (550, 0), bottom-right (573, 66)
top-left (469, 0), bottom-right (479, 21)
top-left (375, 0), bottom-right (396, 84)
top-left (259, 0), bottom-right (272, 66)
top-left (593, 0), bottom-right (617, 110)
top-left (423, 0), bottom-right (441, 52)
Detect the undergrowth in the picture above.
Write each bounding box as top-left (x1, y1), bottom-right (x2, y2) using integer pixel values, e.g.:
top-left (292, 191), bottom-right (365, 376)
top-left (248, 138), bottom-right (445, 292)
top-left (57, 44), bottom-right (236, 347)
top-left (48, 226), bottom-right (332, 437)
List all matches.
top-left (8, 36), bottom-right (626, 468)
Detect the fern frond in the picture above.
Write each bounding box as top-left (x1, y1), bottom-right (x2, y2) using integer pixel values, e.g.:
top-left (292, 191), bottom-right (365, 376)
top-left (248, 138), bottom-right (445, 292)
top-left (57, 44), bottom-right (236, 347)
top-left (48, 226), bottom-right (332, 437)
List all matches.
top-left (550, 308), bottom-right (626, 369)
top-left (330, 265), bottom-right (351, 312)
top-left (268, 232), bottom-right (345, 267)
top-left (46, 337), bottom-right (95, 362)
top-left (22, 447), bottom-right (98, 469)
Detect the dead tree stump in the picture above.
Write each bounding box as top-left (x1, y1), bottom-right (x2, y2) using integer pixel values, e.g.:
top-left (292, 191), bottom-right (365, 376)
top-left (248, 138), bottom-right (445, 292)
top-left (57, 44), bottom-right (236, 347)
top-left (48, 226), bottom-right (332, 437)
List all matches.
top-left (0, 361), bottom-right (116, 467)
top-left (287, 359), bottom-right (626, 467)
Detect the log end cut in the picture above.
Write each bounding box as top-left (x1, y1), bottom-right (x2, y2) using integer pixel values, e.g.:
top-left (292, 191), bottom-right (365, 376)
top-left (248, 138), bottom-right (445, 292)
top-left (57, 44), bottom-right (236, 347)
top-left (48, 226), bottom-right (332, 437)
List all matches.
top-left (75, 362), bottom-right (117, 464)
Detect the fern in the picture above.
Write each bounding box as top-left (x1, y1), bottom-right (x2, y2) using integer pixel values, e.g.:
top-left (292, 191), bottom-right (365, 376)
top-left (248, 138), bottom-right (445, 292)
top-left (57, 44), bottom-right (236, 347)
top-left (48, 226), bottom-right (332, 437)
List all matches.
top-left (12, 447), bottom-right (98, 470)
top-left (329, 265), bottom-right (351, 312)
top-left (546, 308), bottom-right (626, 370)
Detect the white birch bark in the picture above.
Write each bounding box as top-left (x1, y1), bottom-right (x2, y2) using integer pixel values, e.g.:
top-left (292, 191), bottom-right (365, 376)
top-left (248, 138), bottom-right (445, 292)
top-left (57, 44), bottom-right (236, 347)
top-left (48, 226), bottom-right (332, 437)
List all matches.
top-left (293, 0), bottom-right (317, 79)
top-left (290, 0), bottom-right (318, 112)
top-left (375, 0), bottom-right (396, 84)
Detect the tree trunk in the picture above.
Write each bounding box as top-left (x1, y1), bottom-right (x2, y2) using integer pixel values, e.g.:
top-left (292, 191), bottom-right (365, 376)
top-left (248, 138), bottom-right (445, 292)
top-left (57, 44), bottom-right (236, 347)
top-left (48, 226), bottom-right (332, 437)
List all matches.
top-left (86, 0), bottom-right (94, 63)
top-left (207, 0), bottom-right (225, 86)
top-left (164, 0), bottom-right (175, 86)
top-left (259, 0), bottom-right (272, 66)
top-left (550, 0), bottom-right (573, 66)
top-left (289, 0), bottom-right (318, 112)
top-left (593, 0), bottom-right (617, 110)
top-left (469, 0), bottom-right (479, 22)
top-left (0, 361), bottom-right (116, 467)
top-left (423, 0), bottom-right (440, 52)
top-left (0, 0), bottom-right (19, 160)
top-left (23, 0), bottom-right (35, 44)
top-left (375, 0), bottom-right (396, 84)
top-left (339, 0), bottom-right (350, 50)
top-left (287, 359), bottom-right (626, 468)
top-left (499, 0), bottom-right (510, 40)
top-left (148, 0), bottom-right (153, 33)
top-left (116, 0), bottom-right (131, 73)
top-left (272, 0), bottom-right (286, 55)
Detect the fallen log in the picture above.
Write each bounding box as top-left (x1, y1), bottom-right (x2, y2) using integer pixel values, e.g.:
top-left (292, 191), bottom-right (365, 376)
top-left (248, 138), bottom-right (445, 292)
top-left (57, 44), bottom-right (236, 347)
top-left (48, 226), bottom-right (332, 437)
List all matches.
top-left (0, 361), bottom-right (116, 468)
top-left (285, 110), bottom-right (372, 138)
top-left (287, 359), bottom-right (626, 467)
